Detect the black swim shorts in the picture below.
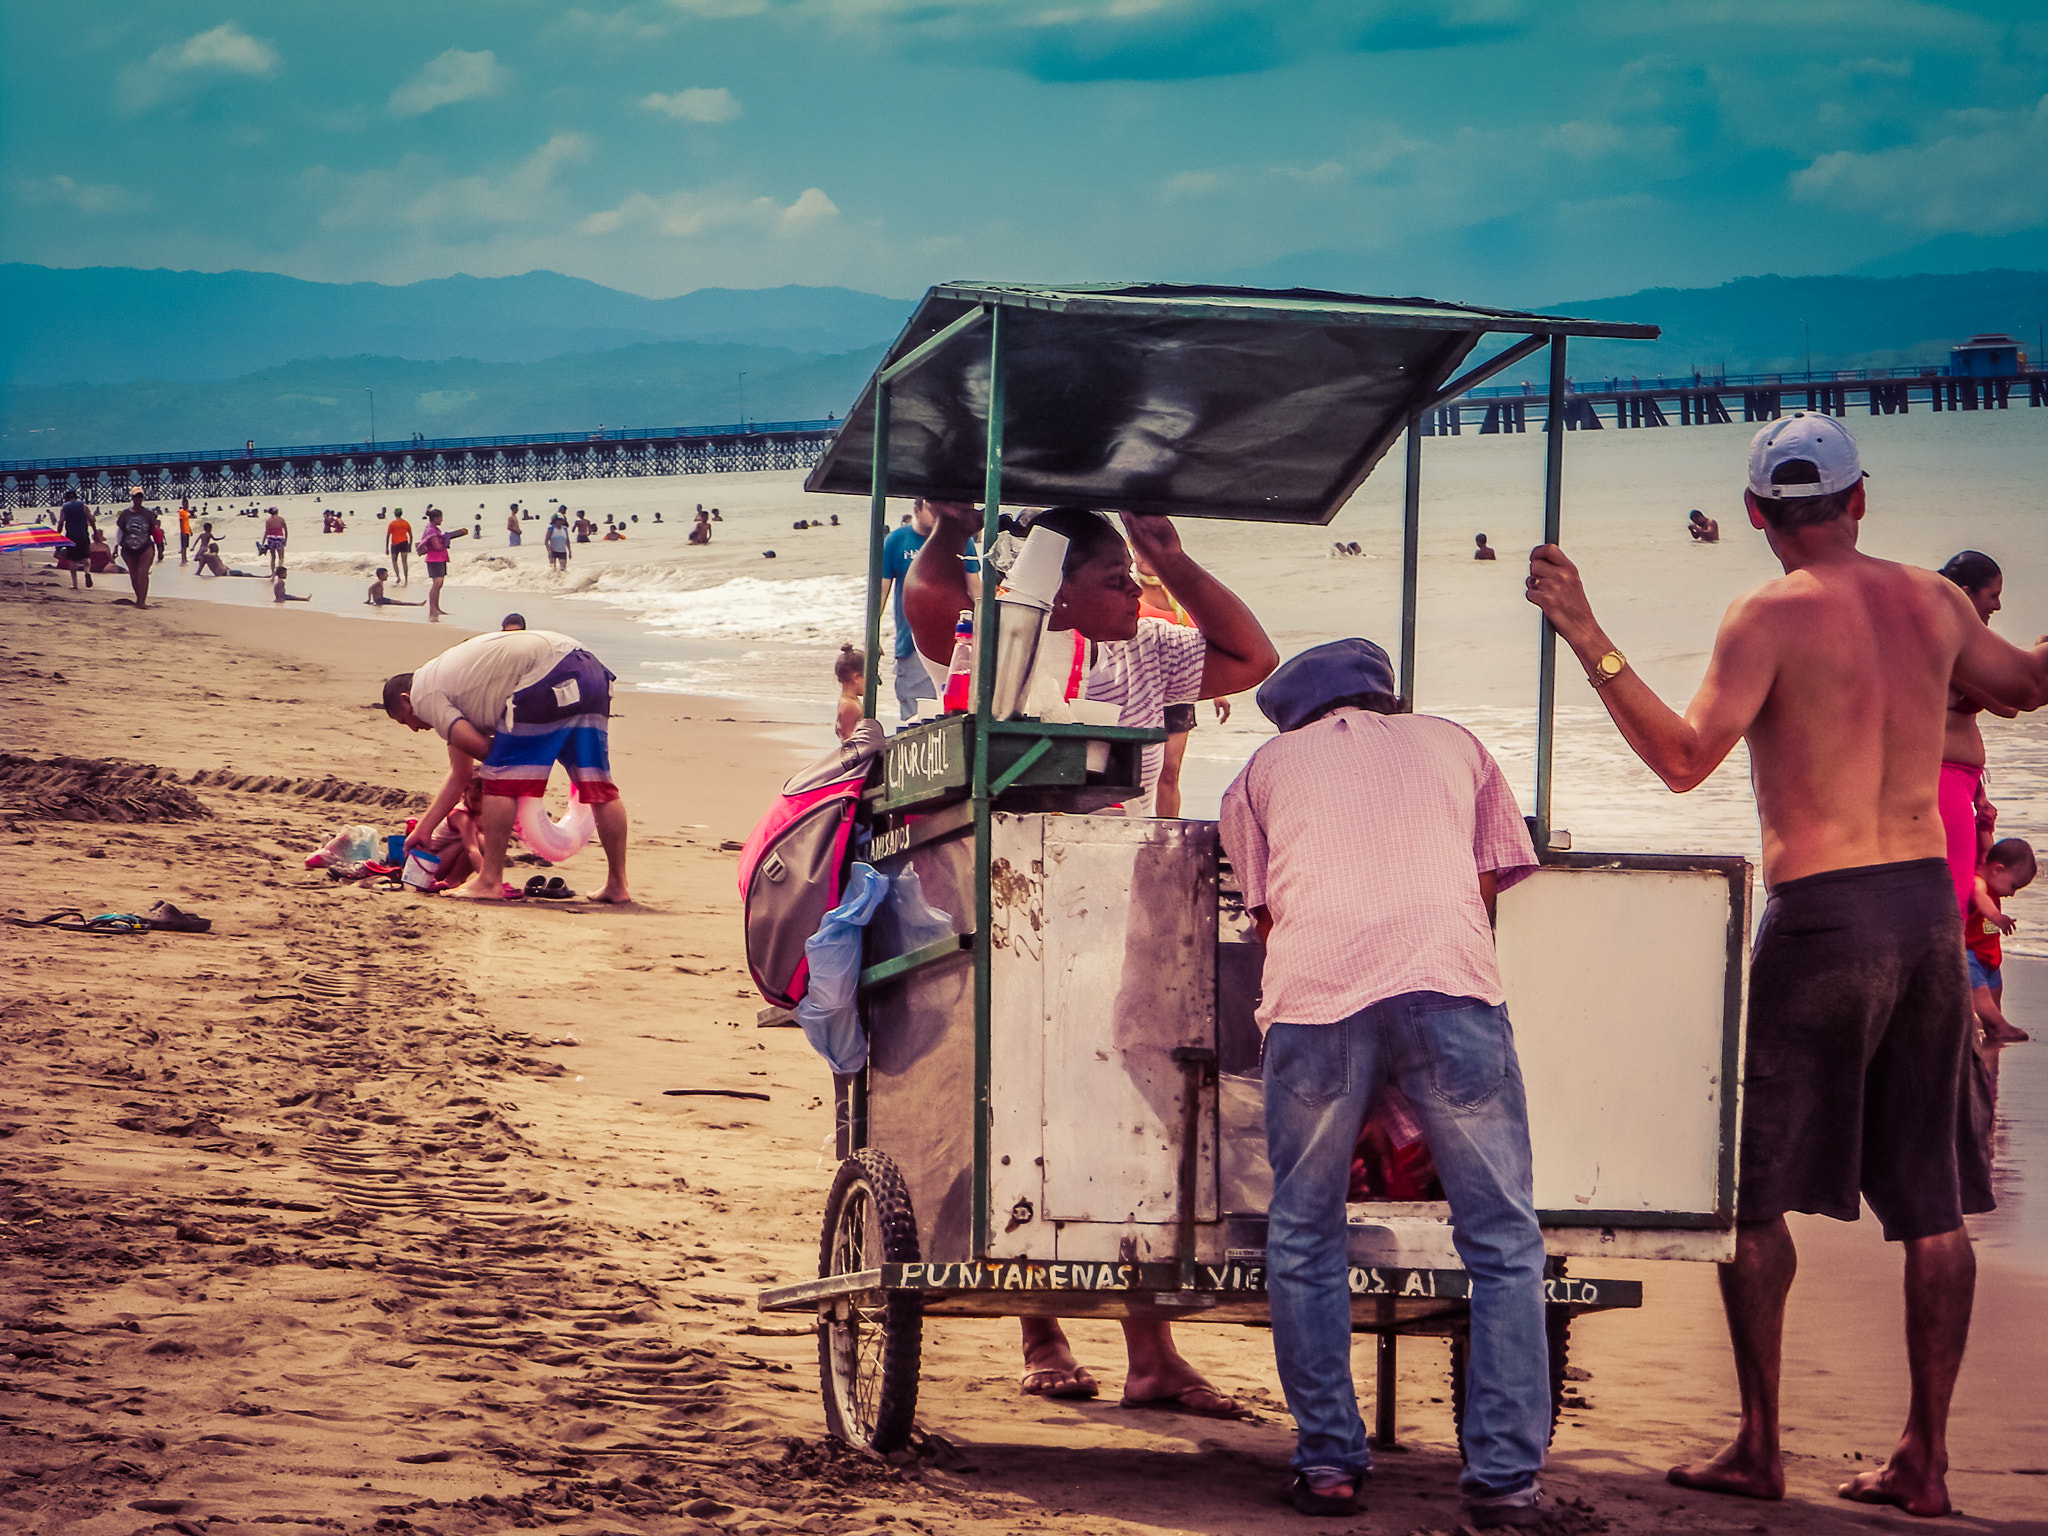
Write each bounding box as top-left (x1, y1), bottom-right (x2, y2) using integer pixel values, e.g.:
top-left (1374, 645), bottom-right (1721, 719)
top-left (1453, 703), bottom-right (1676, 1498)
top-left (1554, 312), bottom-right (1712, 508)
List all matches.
top-left (1163, 702), bottom-right (1198, 733)
top-left (1738, 857), bottom-right (1993, 1241)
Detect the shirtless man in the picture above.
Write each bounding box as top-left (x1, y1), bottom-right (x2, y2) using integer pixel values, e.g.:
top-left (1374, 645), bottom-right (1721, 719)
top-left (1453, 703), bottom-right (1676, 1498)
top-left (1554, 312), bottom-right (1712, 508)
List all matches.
top-left (1688, 509), bottom-right (1720, 543)
top-left (1526, 413), bottom-right (2048, 1518)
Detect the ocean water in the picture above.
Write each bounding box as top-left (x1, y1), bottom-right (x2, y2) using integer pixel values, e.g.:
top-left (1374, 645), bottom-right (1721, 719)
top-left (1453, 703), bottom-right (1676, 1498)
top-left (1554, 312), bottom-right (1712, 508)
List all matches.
top-left (115, 408), bottom-right (2048, 1268)
top-left (143, 410), bottom-right (2048, 935)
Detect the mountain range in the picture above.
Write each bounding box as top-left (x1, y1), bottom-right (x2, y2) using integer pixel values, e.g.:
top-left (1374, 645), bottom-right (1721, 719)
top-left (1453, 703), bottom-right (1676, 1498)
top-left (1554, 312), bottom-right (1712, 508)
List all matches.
top-left (3, 258), bottom-right (2044, 461)
top-left (3, 342), bottom-right (884, 463)
top-left (0, 265), bottom-right (915, 388)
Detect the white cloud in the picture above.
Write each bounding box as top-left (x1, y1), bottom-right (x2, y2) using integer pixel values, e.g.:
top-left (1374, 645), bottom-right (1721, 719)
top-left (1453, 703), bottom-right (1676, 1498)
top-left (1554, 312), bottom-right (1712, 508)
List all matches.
top-left (318, 134), bottom-right (591, 233)
top-left (642, 87), bottom-right (742, 123)
top-left (1791, 95), bottom-right (2048, 234)
top-left (554, 7), bottom-right (673, 45)
top-left (580, 184), bottom-right (839, 238)
top-left (389, 49), bottom-right (506, 118)
top-left (15, 175), bottom-right (149, 216)
top-left (781, 186), bottom-right (839, 229)
top-left (1162, 170), bottom-right (1222, 200)
top-left (664, 0), bottom-right (771, 15)
top-left (116, 22), bottom-right (281, 112)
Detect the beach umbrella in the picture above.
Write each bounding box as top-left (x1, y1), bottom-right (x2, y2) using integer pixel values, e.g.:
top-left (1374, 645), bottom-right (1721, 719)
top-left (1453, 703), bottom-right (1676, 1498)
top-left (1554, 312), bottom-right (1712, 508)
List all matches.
top-left (0, 526), bottom-right (71, 553)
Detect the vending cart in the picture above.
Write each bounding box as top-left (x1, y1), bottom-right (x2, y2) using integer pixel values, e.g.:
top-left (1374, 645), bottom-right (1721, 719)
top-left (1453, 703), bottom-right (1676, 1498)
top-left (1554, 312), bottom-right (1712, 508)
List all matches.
top-left (756, 283), bottom-right (1750, 1454)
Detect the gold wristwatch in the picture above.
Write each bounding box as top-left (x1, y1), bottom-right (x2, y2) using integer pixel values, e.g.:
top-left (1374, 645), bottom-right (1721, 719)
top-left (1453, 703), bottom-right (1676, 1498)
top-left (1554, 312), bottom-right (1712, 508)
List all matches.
top-left (1588, 648), bottom-right (1628, 688)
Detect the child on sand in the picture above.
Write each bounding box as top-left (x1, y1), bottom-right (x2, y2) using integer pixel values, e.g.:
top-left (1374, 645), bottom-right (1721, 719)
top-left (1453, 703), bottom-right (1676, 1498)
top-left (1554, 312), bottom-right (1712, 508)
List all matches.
top-left (833, 645), bottom-right (865, 741)
top-left (1969, 838), bottom-right (2035, 1044)
top-left (367, 568), bottom-right (422, 608)
top-left (272, 568), bottom-right (311, 603)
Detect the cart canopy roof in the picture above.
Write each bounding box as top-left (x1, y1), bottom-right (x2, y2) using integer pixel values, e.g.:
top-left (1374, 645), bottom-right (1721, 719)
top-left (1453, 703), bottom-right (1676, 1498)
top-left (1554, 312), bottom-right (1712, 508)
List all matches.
top-left (805, 282), bottom-right (1659, 525)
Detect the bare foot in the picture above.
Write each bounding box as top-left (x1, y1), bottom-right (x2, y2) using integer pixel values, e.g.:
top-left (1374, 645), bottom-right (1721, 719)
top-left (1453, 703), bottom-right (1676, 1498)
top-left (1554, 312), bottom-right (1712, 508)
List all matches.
top-left (1985, 1021), bottom-right (2029, 1043)
top-left (442, 876), bottom-right (515, 902)
top-left (1838, 1462), bottom-right (1952, 1517)
top-left (586, 885), bottom-right (633, 905)
top-left (1667, 1443), bottom-right (1784, 1501)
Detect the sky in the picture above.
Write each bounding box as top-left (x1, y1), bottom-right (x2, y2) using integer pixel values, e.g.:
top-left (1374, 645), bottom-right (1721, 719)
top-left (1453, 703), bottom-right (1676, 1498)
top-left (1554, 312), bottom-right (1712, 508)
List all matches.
top-left (4, 1), bottom-right (2046, 306)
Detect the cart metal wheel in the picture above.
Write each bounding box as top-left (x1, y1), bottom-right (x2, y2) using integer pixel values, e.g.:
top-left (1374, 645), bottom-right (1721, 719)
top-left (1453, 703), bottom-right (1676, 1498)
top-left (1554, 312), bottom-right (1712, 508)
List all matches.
top-left (817, 1149), bottom-right (922, 1452)
top-left (1448, 1304), bottom-right (1571, 1453)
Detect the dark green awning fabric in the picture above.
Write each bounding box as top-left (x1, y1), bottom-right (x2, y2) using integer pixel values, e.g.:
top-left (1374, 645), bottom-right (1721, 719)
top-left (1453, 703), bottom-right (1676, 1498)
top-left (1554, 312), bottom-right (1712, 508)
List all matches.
top-left (806, 282), bottom-right (1658, 525)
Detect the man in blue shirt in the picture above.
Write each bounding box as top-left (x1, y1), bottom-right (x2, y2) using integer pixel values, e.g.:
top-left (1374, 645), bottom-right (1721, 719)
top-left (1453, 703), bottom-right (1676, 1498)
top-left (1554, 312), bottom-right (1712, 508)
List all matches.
top-left (878, 501), bottom-right (977, 722)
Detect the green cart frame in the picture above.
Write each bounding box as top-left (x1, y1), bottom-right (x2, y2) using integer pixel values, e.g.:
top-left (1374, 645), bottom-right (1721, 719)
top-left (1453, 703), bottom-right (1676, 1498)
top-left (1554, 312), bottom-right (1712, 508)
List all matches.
top-left (758, 284), bottom-right (1748, 1457)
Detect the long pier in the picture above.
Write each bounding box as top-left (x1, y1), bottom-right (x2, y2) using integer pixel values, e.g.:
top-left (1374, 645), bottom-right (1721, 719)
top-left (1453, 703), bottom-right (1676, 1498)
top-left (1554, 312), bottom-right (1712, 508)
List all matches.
top-left (1419, 372), bottom-right (2048, 435)
top-left (5, 368), bottom-right (2044, 511)
top-left (0, 419), bottom-right (838, 511)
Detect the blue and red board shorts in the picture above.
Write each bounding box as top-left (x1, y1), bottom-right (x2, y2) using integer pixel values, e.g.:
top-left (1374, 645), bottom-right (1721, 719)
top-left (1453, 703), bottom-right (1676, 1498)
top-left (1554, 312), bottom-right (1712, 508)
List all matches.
top-left (478, 648), bottom-right (620, 803)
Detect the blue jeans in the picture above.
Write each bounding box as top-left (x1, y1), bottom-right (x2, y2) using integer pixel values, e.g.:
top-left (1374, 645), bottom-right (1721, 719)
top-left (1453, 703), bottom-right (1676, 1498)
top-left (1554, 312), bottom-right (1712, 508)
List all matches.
top-left (893, 651), bottom-right (936, 722)
top-left (1263, 992), bottom-right (1549, 1498)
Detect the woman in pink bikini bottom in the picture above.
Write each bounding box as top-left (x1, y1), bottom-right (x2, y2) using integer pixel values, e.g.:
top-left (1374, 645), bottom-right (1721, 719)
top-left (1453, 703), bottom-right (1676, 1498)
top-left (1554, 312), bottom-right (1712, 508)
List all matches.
top-left (1937, 551), bottom-right (2012, 914)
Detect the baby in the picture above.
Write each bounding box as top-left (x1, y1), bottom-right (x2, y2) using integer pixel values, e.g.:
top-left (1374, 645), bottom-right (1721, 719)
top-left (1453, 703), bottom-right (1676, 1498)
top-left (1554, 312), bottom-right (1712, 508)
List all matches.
top-left (1968, 837), bottom-right (2035, 1044)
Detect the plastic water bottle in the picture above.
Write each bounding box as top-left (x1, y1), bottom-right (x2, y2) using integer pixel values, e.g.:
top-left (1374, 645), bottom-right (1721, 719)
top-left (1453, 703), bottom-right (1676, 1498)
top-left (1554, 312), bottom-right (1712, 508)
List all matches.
top-left (941, 609), bottom-right (975, 713)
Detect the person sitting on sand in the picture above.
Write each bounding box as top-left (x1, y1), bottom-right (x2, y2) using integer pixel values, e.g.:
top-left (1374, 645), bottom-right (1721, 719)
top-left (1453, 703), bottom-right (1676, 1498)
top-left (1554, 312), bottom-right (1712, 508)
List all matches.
top-left (193, 524), bottom-right (231, 577)
top-left (1219, 639), bottom-right (1546, 1525)
top-left (1968, 838), bottom-right (2034, 1045)
top-left (87, 528), bottom-right (118, 573)
top-left (1688, 509), bottom-right (1720, 543)
top-left (367, 568), bottom-right (422, 607)
top-left (382, 628), bottom-right (631, 904)
top-left (1474, 533), bottom-right (1497, 560)
top-left (906, 501), bottom-right (1277, 1420)
top-left (271, 567), bottom-right (310, 603)
top-left (1526, 413), bottom-right (2048, 1518)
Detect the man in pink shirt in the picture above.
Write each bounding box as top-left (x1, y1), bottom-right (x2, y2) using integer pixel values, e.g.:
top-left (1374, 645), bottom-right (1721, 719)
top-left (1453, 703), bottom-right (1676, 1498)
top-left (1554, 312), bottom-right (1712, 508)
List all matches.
top-left (1219, 638), bottom-right (1546, 1525)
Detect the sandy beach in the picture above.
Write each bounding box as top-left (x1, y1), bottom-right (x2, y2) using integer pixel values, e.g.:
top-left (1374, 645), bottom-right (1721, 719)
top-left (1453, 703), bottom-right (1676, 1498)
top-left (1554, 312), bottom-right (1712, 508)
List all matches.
top-left (5, 566), bottom-right (2048, 1535)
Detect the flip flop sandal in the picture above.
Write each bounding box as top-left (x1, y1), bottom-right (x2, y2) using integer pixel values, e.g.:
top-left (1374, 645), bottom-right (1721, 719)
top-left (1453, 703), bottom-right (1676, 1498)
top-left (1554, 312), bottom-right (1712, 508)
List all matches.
top-left (6, 911), bottom-right (147, 935)
top-left (539, 877), bottom-right (575, 900)
top-left (146, 901), bottom-right (212, 934)
top-left (1020, 1366), bottom-right (1099, 1401)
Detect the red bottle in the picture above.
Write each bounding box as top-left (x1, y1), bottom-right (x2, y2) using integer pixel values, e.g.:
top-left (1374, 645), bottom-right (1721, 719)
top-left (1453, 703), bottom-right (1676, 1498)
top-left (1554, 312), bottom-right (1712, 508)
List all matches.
top-left (941, 609), bottom-right (975, 713)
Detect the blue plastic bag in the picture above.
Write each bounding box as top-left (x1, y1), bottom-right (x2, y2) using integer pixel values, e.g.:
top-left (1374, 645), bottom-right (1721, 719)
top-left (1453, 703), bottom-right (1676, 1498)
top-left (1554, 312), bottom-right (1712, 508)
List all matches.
top-left (794, 862), bottom-right (889, 1075)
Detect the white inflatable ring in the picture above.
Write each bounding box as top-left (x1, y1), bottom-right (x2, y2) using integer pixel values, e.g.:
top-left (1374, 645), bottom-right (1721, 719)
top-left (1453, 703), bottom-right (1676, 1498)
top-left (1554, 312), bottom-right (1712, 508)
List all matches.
top-left (515, 782), bottom-right (596, 863)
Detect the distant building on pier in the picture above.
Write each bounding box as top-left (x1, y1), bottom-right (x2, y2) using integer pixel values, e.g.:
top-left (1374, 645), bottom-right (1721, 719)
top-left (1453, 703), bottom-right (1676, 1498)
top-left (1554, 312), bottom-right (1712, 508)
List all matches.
top-left (1950, 333), bottom-right (2025, 378)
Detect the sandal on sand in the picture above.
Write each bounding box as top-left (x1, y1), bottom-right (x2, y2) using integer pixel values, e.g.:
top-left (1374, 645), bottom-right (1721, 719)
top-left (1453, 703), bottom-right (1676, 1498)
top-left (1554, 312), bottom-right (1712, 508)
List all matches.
top-left (1021, 1366), bottom-right (1099, 1401)
top-left (1286, 1473), bottom-right (1361, 1517)
top-left (1119, 1385), bottom-right (1243, 1419)
top-left (523, 875), bottom-right (549, 898)
top-left (538, 876), bottom-right (575, 900)
top-left (5, 910), bottom-right (147, 935)
top-left (146, 901), bottom-right (212, 934)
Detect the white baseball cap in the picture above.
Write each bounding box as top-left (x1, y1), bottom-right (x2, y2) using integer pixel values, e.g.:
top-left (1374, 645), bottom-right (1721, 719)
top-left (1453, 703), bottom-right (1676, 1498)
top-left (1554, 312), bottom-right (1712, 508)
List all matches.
top-left (1747, 412), bottom-right (1863, 498)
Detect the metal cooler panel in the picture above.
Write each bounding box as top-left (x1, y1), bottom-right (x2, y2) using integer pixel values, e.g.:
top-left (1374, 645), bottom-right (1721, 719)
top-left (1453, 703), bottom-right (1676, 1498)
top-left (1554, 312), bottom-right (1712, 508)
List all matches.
top-left (988, 814), bottom-right (1218, 1260)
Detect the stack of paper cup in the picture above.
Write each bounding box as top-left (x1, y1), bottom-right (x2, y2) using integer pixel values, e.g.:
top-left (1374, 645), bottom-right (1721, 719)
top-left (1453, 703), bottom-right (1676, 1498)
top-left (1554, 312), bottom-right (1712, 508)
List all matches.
top-left (989, 526), bottom-right (1068, 719)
